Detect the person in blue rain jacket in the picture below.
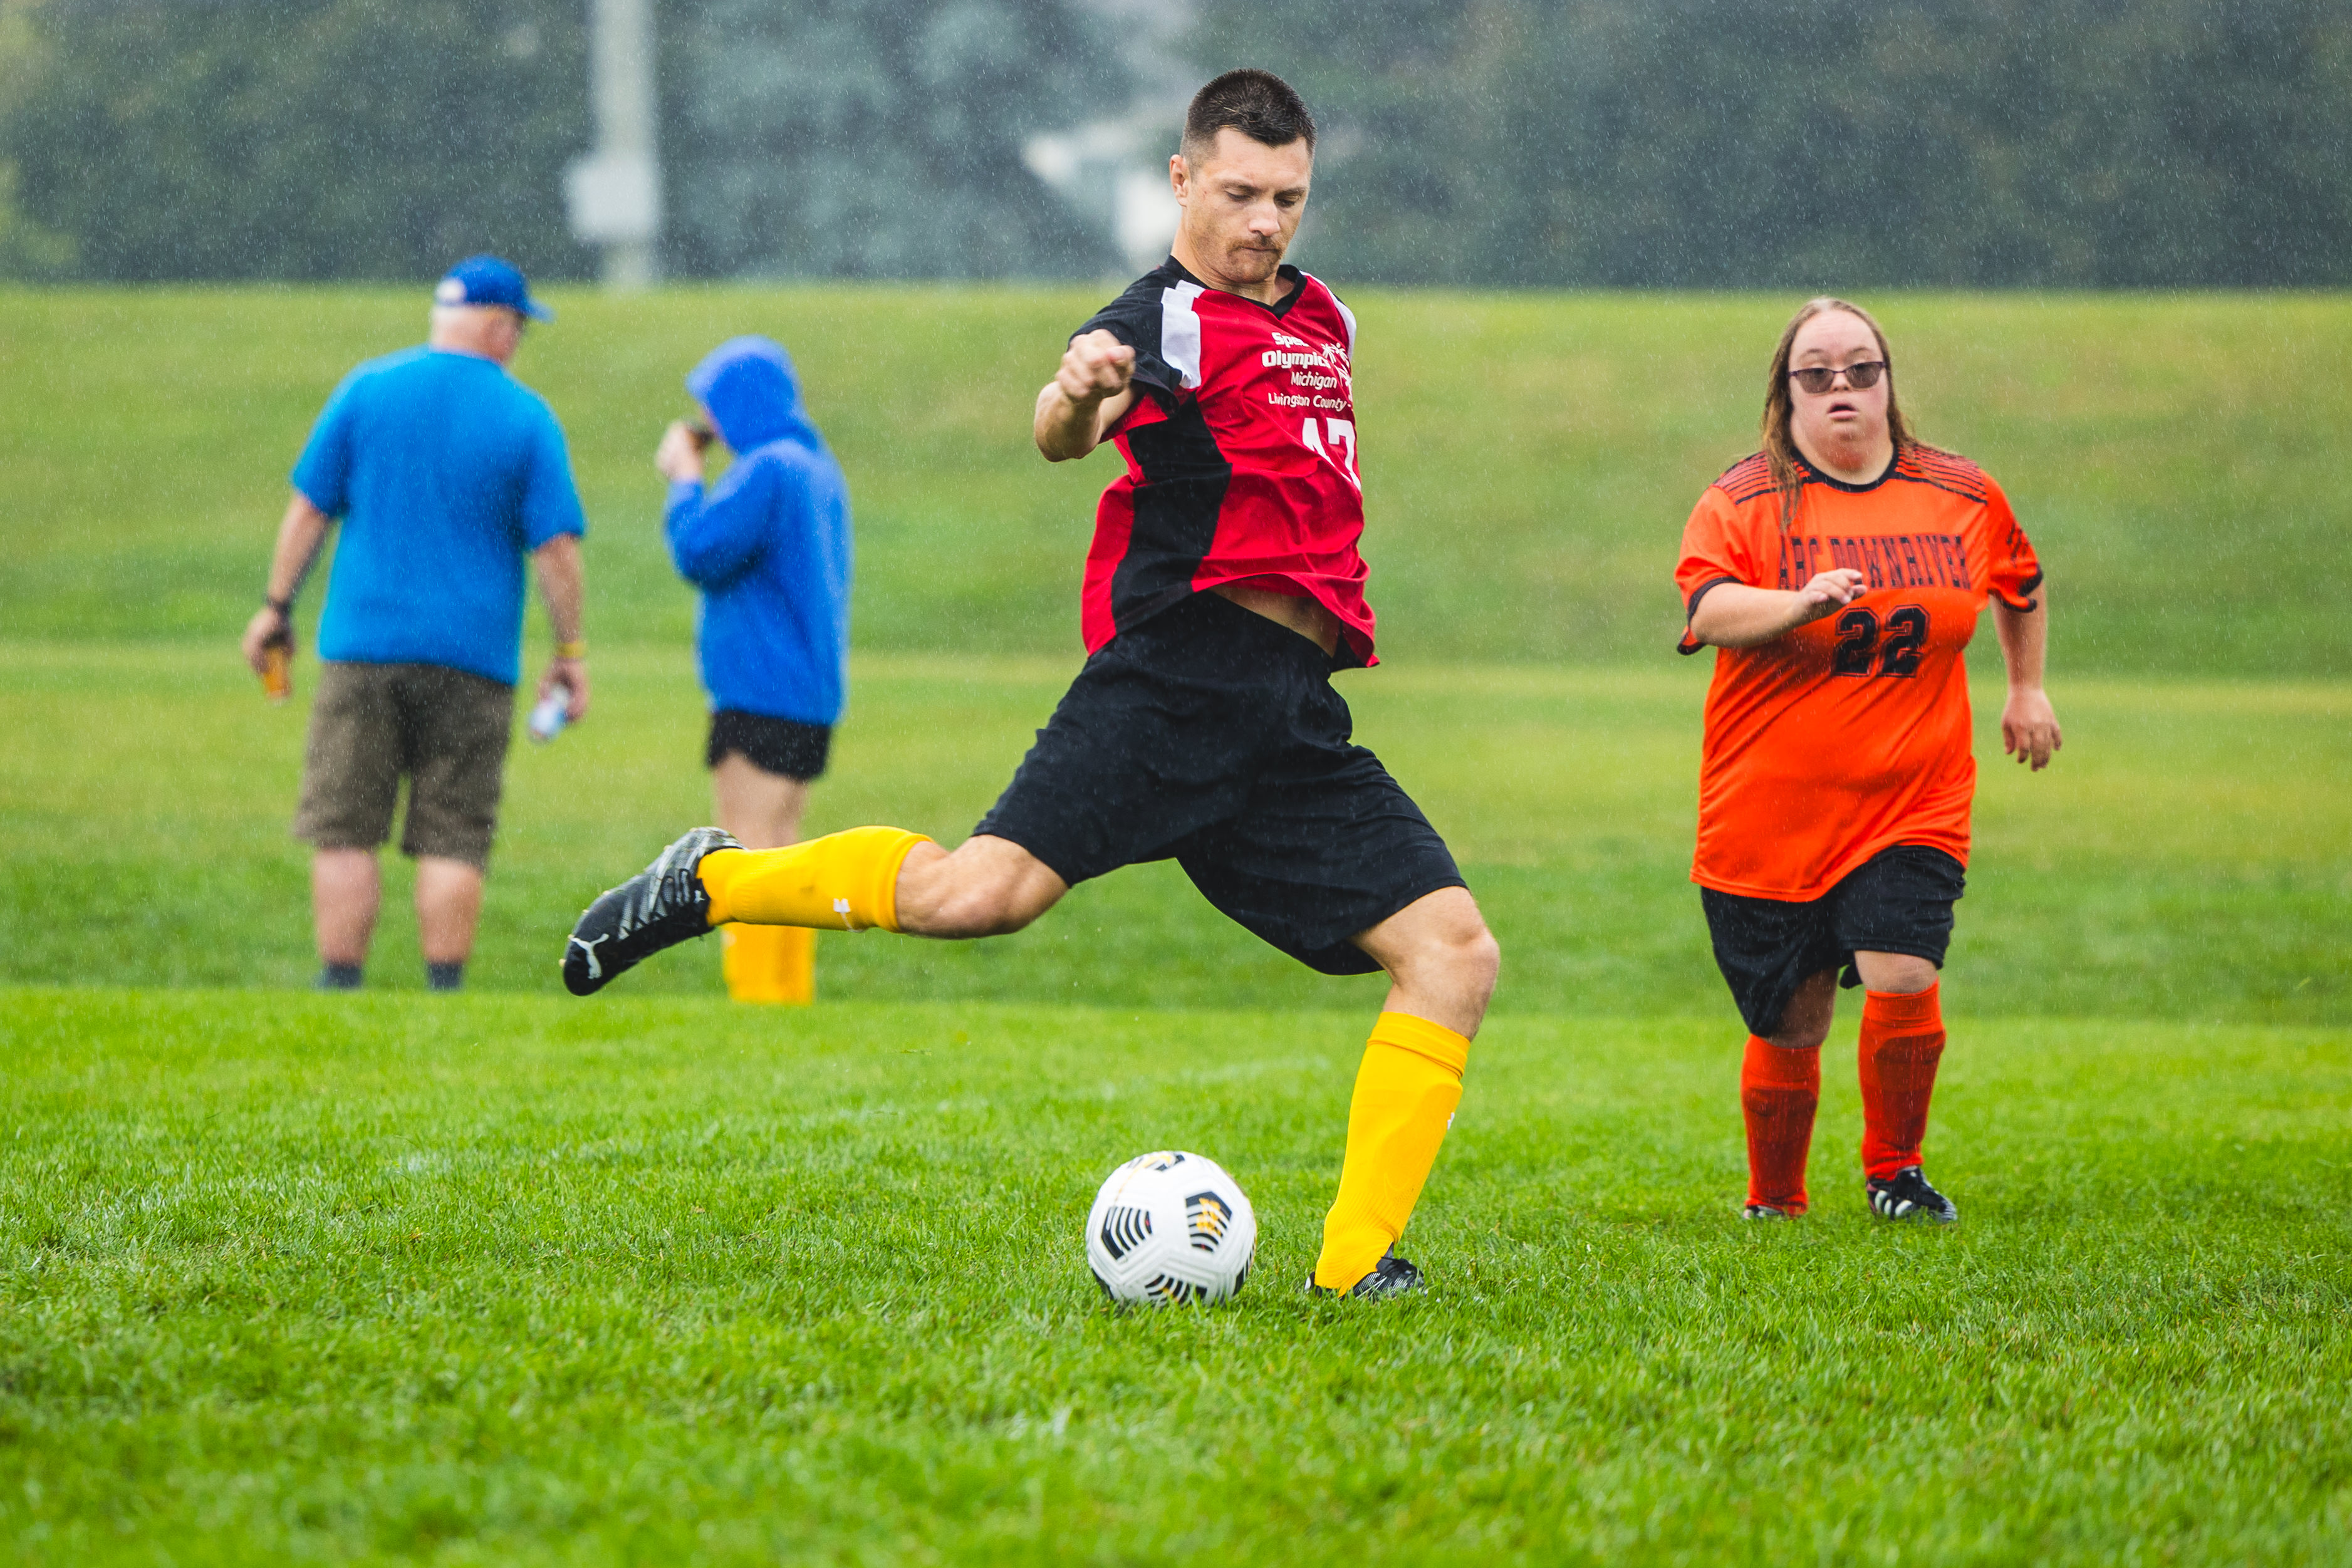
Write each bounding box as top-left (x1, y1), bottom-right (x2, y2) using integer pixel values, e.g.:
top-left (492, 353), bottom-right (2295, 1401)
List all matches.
top-left (653, 335), bottom-right (851, 1002)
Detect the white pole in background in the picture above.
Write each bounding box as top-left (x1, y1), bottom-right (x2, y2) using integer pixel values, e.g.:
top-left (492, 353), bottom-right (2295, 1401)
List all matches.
top-left (565, 0), bottom-right (663, 289)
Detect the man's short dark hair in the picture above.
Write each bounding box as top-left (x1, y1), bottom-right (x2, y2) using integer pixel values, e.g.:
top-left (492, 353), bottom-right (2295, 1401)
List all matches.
top-left (1182, 69), bottom-right (1316, 162)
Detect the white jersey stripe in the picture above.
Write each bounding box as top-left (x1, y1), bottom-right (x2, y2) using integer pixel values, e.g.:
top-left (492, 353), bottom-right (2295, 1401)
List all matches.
top-left (1160, 281), bottom-right (1205, 390)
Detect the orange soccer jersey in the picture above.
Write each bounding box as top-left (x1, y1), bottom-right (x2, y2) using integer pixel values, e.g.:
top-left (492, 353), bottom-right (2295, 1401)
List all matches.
top-left (1674, 448), bottom-right (2042, 901)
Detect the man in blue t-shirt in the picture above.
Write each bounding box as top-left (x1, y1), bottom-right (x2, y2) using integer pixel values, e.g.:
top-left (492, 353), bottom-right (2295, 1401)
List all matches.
top-left (239, 255), bottom-right (588, 993)
top-left (652, 335), bottom-right (851, 1003)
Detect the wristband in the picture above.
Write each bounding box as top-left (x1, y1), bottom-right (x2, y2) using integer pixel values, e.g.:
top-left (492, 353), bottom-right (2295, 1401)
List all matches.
top-left (554, 640), bottom-right (588, 660)
top-left (266, 596), bottom-right (293, 617)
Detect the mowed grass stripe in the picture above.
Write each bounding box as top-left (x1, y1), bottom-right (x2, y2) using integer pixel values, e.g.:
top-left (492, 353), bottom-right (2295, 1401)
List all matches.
top-left (1, 988), bottom-right (2345, 1564)
top-left (5, 287), bottom-right (2349, 674)
top-left (3, 642), bottom-right (2345, 1024)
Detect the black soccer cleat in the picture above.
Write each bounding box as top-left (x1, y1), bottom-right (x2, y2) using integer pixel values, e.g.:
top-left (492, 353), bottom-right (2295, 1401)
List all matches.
top-left (563, 827), bottom-right (742, 997)
top-left (1867, 1165), bottom-right (1959, 1223)
top-left (1303, 1249), bottom-right (1425, 1300)
top-left (1742, 1203), bottom-right (1799, 1220)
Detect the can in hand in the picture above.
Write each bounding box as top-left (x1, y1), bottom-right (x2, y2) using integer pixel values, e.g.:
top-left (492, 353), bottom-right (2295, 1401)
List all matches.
top-left (260, 635), bottom-right (293, 704)
top-left (528, 683), bottom-right (571, 744)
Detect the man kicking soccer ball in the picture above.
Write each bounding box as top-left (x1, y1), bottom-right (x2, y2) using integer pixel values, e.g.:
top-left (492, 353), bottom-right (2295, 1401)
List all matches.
top-left (562, 69), bottom-right (1500, 1300)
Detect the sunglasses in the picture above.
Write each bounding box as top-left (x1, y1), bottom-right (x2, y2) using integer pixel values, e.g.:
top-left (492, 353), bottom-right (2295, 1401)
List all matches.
top-left (1789, 360), bottom-right (1888, 394)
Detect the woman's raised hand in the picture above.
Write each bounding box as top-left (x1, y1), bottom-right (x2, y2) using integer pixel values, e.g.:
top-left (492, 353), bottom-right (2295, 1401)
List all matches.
top-left (1791, 568), bottom-right (1868, 625)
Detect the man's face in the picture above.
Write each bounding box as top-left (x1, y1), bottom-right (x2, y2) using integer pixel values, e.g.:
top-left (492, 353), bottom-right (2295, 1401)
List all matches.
top-left (1170, 129), bottom-right (1313, 284)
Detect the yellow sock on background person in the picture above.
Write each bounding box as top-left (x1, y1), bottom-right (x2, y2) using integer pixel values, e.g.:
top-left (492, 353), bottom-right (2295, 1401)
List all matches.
top-left (699, 826), bottom-right (930, 932)
top-left (1313, 1011), bottom-right (1470, 1291)
top-left (721, 923), bottom-right (815, 1004)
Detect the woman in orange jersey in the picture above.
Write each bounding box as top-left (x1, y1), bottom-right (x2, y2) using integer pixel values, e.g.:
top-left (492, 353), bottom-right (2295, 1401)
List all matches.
top-left (1673, 296), bottom-right (2062, 1224)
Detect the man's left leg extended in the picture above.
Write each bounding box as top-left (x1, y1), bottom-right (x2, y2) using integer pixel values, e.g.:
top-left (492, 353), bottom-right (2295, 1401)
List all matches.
top-left (564, 608), bottom-right (1246, 995)
top-left (563, 826), bottom-right (1073, 995)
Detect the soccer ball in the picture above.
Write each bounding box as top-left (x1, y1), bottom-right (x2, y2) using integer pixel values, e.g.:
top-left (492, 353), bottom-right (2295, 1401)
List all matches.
top-left (1085, 1150), bottom-right (1258, 1306)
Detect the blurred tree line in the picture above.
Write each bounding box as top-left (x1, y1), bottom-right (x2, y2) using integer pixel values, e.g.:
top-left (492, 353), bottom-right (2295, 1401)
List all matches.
top-left (0, 0), bottom-right (1115, 282)
top-left (2, 0), bottom-right (2346, 286)
top-left (665, 0), bottom-right (1122, 278)
top-left (1210, 0), bottom-right (2352, 288)
top-left (0, 0), bottom-right (594, 281)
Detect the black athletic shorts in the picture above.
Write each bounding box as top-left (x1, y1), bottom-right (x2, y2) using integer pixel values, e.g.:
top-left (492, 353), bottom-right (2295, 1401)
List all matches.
top-left (974, 591), bottom-right (1465, 975)
top-left (1701, 844), bottom-right (1965, 1036)
top-left (707, 709), bottom-right (831, 781)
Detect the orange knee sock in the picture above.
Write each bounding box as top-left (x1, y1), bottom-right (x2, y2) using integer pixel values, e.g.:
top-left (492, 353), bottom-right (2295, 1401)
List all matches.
top-left (1313, 1012), bottom-right (1470, 1290)
top-left (698, 826), bottom-right (930, 932)
top-left (1859, 984), bottom-right (1946, 1180)
top-left (1741, 1034), bottom-right (1820, 1213)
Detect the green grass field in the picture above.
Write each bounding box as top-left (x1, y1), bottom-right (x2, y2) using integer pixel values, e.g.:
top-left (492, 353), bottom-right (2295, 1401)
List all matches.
top-left (1, 287), bottom-right (2348, 1563)
top-left (6, 991), bottom-right (2347, 1563)
top-left (1, 641), bottom-right (2345, 1025)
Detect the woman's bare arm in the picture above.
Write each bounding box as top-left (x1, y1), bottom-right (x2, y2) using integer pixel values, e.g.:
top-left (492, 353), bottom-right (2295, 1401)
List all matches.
top-left (1687, 569), bottom-right (1868, 649)
top-left (1992, 587), bottom-right (2061, 769)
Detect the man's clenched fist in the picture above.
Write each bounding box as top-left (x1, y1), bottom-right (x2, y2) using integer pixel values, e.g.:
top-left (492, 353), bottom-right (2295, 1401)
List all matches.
top-left (1056, 330), bottom-right (1135, 406)
top-left (1034, 330), bottom-right (1141, 460)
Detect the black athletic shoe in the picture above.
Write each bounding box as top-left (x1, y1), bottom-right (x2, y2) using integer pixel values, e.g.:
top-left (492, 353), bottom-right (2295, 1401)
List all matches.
top-left (1303, 1249), bottom-right (1425, 1299)
top-left (563, 828), bottom-right (742, 997)
top-left (1867, 1165), bottom-right (1959, 1223)
top-left (1742, 1203), bottom-right (1799, 1220)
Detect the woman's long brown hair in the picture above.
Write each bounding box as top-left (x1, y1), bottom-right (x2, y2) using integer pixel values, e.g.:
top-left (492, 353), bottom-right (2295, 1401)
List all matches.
top-left (1762, 296), bottom-right (1918, 529)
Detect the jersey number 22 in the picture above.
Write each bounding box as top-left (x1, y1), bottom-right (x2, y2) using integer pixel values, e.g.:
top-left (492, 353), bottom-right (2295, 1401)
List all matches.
top-left (1832, 605), bottom-right (1929, 679)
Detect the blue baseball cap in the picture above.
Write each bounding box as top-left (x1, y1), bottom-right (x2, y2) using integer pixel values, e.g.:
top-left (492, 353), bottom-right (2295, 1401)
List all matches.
top-left (433, 254), bottom-right (553, 321)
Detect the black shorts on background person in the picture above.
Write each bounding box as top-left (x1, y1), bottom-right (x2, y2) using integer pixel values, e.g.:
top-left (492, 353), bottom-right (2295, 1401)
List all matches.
top-left (705, 710), bottom-right (831, 783)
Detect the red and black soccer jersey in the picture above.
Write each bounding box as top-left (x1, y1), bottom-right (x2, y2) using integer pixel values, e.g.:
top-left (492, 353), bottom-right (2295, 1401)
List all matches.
top-left (1074, 257), bottom-right (1375, 663)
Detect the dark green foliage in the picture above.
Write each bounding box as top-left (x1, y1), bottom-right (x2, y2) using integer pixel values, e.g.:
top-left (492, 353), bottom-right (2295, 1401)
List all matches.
top-left (666, 0), bottom-right (1126, 278)
top-left (1204, 0), bottom-right (2352, 287)
top-left (0, 0), bottom-right (1125, 282)
top-left (3, 0), bottom-right (594, 281)
top-left (8, 0), bottom-right (2349, 284)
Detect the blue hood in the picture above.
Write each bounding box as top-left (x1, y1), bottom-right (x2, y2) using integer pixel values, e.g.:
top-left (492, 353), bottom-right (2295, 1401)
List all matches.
top-left (686, 335), bottom-right (823, 454)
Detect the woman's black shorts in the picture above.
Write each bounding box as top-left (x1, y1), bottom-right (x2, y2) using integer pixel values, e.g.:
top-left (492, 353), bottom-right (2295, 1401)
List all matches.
top-left (974, 591), bottom-right (1465, 976)
top-left (707, 709), bottom-right (832, 781)
top-left (1701, 844), bottom-right (1965, 1036)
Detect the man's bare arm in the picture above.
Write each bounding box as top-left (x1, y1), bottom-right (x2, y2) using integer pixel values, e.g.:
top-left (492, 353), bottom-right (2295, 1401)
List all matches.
top-left (533, 532), bottom-right (590, 720)
top-left (240, 492), bottom-right (331, 672)
top-left (1034, 330), bottom-right (1140, 461)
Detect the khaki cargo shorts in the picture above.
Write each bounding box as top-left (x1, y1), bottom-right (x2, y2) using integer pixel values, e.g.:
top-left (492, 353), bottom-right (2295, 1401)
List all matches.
top-left (294, 662), bottom-right (516, 869)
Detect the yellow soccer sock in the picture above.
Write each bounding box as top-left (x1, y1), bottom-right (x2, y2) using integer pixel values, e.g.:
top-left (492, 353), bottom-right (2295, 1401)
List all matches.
top-left (699, 826), bottom-right (931, 932)
top-left (1313, 1011), bottom-right (1470, 1291)
top-left (721, 922), bottom-right (816, 1004)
